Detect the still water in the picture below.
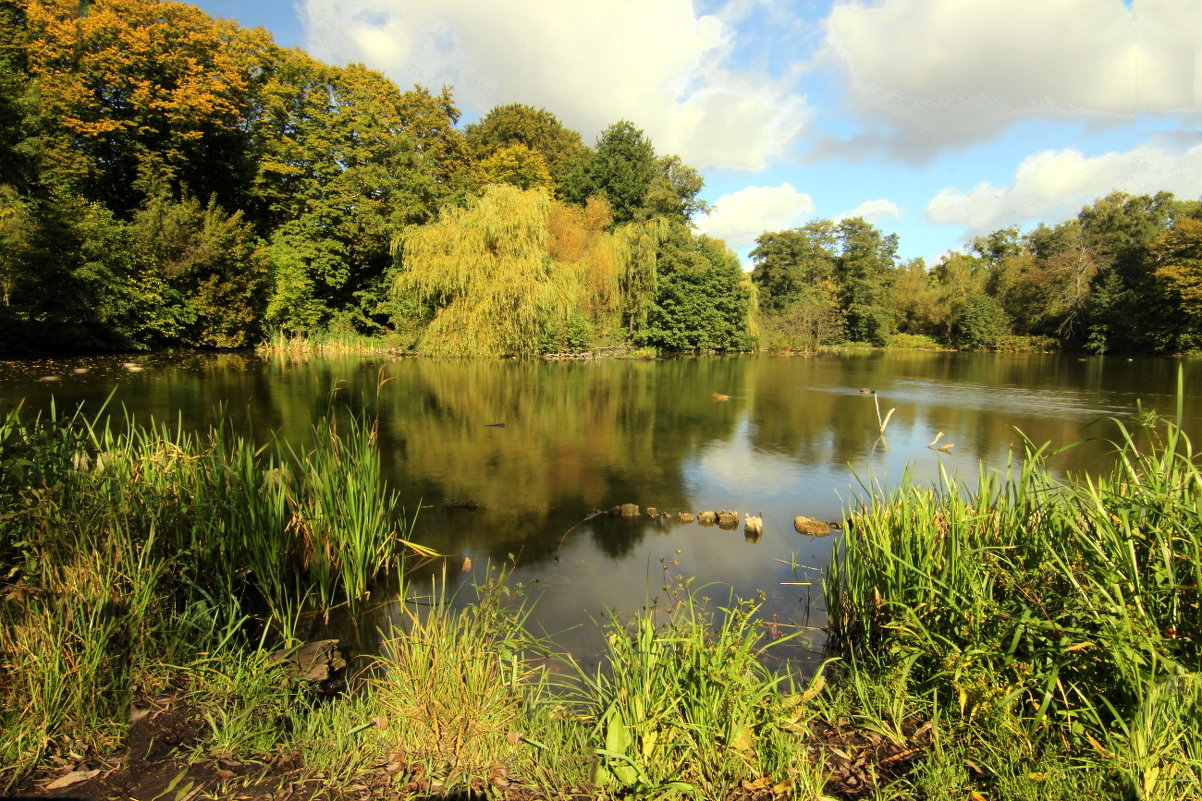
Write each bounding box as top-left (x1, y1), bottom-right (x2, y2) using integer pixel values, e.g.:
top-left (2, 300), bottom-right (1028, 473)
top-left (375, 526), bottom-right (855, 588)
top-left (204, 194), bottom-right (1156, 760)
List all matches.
top-left (3, 351), bottom-right (1199, 666)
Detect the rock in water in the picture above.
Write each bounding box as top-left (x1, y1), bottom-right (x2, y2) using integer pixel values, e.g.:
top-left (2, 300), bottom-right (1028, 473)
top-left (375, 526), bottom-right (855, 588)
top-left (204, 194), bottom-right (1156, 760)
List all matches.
top-left (793, 516), bottom-right (831, 537)
top-left (717, 510), bottom-right (739, 529)
top-left (744, 514), bottom-right (763, 537)
top-left (697, 510), bottom-right (717, 525)
top-left (677, 512), bottom-right (696, 523)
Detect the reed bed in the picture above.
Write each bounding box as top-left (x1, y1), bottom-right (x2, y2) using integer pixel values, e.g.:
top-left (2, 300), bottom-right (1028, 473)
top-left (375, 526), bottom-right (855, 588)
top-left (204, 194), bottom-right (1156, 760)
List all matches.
top-left (257, 329), bottom-right (397, 356)
top-left (825, 400), bottom-right (1202, 799)
top-left (0, 401), bottom-right (426, 782)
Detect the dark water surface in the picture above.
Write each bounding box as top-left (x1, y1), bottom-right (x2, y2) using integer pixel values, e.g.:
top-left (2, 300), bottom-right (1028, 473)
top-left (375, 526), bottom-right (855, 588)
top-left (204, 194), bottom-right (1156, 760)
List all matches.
top-left (4, 351), bottom-right (1200, 668)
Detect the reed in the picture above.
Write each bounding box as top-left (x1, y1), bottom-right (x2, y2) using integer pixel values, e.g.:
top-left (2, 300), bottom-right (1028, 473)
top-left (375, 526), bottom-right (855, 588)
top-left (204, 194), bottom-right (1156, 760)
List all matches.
top-left (824, 389), bottom-right (1202, 799)
top-left (256, 328), bottom-right (393, 355)
top-left (0, 401), bottom-right (430, 784)
top-left (368, 571), bottom-right (585, 796)
top-left (574, 590), bottom-right (825, 799)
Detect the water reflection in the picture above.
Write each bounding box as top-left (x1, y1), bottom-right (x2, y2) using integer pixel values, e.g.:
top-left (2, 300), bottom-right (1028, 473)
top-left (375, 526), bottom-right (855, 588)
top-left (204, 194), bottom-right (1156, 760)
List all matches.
top-left (2, 351), bottom-right (1199, 668)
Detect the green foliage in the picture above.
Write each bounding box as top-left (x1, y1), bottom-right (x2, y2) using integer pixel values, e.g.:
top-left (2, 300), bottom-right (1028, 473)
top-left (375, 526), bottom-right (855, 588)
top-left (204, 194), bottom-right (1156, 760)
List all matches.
top-left (761, 283), bottom-right (845, 352)
top-left (639, 229), bottom-right (754, 351)
top-left (477, 143), bottom-right (554, 191)
top-left (826, 400), bottom-right (1202, 799)
top-left (751, 221), bottom-right (838, 311)
top-left (569, 120), bottom-right (657, 226)
top-left (953, 292), bottom-right (1009, 350)
top-left (131, 193), bottom-right (266, 347)
top-left (395, 185), bottom-right (567, 357)
top-left (888, 332), bottom-right (943, 350)
top-left (465, 102), bottom-right (586, 191)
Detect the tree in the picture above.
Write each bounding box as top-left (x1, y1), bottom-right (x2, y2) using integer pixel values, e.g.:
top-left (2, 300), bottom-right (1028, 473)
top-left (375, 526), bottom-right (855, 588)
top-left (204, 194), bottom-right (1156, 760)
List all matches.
top-left (887, 258), bottom-right (940, 337)
top-left (835, 217), bottom-right (898, 345)
top-left (953, 292), bottom-right (1008, 350)
top-left (750, 222), bottom-right (837, 310)
top-left (929, 252), bottom-right (989, 341)
top-left (0, 184), bottom-right (32, 307)
top-left (1151, 215), bottom-right (1202, 350)
top-left (131, 193), bottom-right (266, 347)
top-left (22, 0), bottom-right (257, 211)
top-left (465, 103), bottom-right (586, 191)
top-left (639, 227), bottom-right (753, 351)
top-left (568, 120), bottom-right (657, 226)
top-left (394, 185), bottom-right (567, 357)
top-left (477, 143), bottom-right (554, 192)
top-left (642, 155), bottom-right (710, 224)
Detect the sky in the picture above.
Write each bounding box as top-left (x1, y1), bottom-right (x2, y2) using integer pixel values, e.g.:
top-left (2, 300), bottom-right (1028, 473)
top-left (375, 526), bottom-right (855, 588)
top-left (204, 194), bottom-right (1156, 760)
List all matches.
top-left (190, 0), bottom-right (1202, 266)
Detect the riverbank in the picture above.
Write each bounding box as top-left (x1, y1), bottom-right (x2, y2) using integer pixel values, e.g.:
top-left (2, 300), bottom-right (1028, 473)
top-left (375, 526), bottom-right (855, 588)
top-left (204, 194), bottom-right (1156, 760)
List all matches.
top-left (1, 399), bottom-right (1198, 799)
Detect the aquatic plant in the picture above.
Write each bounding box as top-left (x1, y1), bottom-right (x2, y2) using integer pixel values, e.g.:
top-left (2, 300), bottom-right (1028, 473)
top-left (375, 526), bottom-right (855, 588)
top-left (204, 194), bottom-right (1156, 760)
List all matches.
top-left (825, 385), bottom-right (1202, 799)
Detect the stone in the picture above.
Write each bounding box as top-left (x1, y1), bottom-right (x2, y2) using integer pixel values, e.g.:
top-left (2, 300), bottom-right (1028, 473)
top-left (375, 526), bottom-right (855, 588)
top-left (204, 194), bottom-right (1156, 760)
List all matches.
top-left (793, 516), bottom-right (831, 537)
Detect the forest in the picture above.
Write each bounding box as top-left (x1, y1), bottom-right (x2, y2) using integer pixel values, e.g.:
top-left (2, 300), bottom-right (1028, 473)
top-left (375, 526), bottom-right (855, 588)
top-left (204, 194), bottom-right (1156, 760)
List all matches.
top-left (1, 0), bottom-right (1200, 357)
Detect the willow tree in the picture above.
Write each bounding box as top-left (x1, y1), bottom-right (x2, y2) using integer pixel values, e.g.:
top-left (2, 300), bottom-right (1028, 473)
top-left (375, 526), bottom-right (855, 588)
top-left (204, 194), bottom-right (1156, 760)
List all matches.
top-left (547, 196), bottom-right (621, 333)
top-left (611, 216), bottom-right (668, 335)
top-left (396, 185), bottom-right (574, 356)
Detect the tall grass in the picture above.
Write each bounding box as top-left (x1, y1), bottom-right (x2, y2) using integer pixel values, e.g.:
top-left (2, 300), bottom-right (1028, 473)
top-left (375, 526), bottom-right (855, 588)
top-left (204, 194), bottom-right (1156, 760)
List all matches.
top-left (0, 401), bottom-right (427, 784)
top-left (370, 572), bottom-right (591, 797)
top-left (257, 328), bottom-right (396, 356)
top-left (825, 391), bottom-right (1202, 799)
top-left (575, 590), bottom-right (829, 799)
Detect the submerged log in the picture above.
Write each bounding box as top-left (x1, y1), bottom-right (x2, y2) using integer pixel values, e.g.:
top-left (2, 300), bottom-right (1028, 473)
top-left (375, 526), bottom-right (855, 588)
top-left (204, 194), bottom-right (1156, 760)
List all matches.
top-left (270, 640), bottom-right (346, 683)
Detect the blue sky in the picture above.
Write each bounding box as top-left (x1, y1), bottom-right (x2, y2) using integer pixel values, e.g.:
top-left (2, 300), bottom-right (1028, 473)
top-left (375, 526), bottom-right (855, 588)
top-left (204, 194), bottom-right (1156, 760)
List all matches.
top-left (190, 0), bottom-right (1201, 266)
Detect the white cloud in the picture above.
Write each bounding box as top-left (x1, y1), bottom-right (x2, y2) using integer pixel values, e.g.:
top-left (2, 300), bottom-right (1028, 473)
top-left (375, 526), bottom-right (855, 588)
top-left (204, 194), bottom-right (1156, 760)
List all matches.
top-left (926, 142), bottom-right (1202, 234)
top-left (300, 0), bottom-right (809, 170)
top-left (823, 0), bottom-right (1202, 158)
top-left (835, 199), bottom-right (902, 223)
top-left (695, 183), bottom-right (816, 250)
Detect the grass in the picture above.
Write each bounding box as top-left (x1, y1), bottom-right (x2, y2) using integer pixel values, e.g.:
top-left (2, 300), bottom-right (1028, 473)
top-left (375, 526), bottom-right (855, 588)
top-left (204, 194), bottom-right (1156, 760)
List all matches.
top-left (3, 386), bottom-right (1201, 799)
top-left (824, 384), bottom-right (1202, 799)
top-left (257, 328), bottom-right (401, 356)
top-left (0, 400), bottom-right (427, 784)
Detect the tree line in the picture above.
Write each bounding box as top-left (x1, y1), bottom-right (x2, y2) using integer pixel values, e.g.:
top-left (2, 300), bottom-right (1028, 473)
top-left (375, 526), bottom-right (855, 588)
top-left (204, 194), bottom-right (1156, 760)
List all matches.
top-left (1, 1), bottom-right (1199, 358)
top-left (0, 0), bottom-right (751, 356)
top-left (752, 193), bottom-right (1202, 355)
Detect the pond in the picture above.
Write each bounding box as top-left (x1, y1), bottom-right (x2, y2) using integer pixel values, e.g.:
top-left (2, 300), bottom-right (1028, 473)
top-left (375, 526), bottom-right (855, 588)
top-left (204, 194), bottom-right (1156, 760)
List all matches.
top-left (3, 350), bottom-right (1200, 669)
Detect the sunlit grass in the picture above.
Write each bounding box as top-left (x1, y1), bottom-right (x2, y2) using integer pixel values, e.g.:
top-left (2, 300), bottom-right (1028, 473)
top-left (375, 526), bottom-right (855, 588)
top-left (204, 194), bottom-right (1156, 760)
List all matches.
top-left (824, 379), bottom-right (1202, 799)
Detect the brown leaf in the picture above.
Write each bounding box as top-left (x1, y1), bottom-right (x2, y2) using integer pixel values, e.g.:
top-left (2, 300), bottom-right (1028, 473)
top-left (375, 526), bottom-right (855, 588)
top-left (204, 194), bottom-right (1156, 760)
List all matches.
top-left (45, 770), bottom-right (100, 790)
top-left (506, 730), bottom-right (525, 746)
top-left (372, 715), bottom-right (389, 730)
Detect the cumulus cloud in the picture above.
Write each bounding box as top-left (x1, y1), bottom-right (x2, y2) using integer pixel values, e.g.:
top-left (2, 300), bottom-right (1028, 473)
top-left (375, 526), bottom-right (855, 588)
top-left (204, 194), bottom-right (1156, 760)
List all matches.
top-left (299, 0), bottom-right (809, 170)
top-left (926, 142), bottom-right (1202, 234)
top-left (835, 199), bottom-right (902, 223)
top-left (695, 184), bottom-right (816, 250)
top-left (823, 0), bottom-right (1202, 158)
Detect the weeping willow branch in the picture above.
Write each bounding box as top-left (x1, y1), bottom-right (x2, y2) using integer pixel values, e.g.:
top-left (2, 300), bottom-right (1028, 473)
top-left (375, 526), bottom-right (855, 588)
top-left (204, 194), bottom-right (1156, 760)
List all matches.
top-left (394, 186), bottom-right (644, 356)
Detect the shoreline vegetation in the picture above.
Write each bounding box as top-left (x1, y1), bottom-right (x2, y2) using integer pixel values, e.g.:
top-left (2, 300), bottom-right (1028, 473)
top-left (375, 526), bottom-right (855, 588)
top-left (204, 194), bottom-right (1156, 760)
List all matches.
top-left (252, 328), bottom-right (1060, 360)
top-left (2, 391), bottom-right (1199, 799)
